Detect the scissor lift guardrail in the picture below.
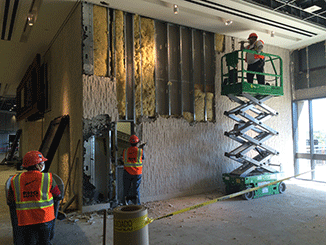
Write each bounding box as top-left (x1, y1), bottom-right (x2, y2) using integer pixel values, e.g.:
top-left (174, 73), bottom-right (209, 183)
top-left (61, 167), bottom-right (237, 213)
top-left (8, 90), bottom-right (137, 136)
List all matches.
top-left (221, 49), bottom-right (285, 199)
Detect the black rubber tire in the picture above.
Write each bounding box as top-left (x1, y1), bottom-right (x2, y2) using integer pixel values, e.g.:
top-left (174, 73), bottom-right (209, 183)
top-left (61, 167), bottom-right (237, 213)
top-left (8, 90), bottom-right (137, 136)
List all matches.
top-left (279, 182), bottom-right (286, 194)
top-left (242, 188), bottom-right (254, 200)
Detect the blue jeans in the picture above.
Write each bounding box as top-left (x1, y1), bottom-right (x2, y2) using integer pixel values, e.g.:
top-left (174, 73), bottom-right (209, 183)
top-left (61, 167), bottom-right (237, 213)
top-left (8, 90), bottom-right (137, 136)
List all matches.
top-left (247, 59), bottom-right (265, 84)
top-left (13, 219), bottom-right (55, 245)
top-left (123, 170), bottom-right (142, 205)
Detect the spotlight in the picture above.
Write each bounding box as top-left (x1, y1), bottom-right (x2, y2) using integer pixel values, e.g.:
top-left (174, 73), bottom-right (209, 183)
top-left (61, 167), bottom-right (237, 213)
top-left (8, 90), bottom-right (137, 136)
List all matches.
top-left (271, 31), bottom-right (275, 37)
top-left (224, 19), bottom-right (233, 26)
top-left (27, 12), bottom-right (37, 26)
top-left (173, 4), bottom-right (179, 14)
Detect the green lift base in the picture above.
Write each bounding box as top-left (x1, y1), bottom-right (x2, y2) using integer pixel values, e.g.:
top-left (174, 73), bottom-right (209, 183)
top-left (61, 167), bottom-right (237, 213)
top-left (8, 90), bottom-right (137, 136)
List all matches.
top-left (222, 172), bottom-right (286, 200)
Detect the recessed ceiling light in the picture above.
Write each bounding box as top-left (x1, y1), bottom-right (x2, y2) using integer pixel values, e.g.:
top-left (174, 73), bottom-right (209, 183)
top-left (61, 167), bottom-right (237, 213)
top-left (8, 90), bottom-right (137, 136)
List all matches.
top-left (304, 5), bottom-right (321, 13)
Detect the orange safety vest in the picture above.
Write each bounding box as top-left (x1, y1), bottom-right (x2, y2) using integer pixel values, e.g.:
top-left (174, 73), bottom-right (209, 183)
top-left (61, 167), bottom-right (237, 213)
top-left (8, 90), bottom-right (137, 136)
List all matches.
top-left (11, 171), bottom-right (55, 226)
top-left (245, 40), bottom-right (265, 62)
top-left (123, 146), bottom-right (143, 175)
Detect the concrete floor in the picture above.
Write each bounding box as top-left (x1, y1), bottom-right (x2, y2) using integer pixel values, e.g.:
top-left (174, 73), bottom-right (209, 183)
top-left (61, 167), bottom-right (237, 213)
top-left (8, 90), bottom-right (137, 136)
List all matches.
top-left (1, 164), bottom-right (326, 245)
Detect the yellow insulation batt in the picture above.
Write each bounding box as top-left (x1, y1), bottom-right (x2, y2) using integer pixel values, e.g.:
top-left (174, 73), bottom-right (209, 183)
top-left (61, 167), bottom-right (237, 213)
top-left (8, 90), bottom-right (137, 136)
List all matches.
top-left (93, 5), bottom-right (108, 77)
top-left (134, 15), bottom-right (155, 119)
top-left (115, 10), bottom-right (126, 118)
top-left (215, 33), bottom-right (225, 53)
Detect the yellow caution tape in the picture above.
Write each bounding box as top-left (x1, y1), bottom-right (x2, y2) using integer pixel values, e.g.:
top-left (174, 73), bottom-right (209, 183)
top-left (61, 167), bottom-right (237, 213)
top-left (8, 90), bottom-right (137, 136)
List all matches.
top-left (114, 214), bottom-right (149, 233)
top-left (146, 169), bottom-right (314, 225)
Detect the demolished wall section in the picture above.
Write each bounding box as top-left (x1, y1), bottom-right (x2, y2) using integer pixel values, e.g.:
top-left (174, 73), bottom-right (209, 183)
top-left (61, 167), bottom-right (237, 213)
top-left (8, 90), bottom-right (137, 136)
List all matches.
top-left (88, 5), bottom-right (293, 203)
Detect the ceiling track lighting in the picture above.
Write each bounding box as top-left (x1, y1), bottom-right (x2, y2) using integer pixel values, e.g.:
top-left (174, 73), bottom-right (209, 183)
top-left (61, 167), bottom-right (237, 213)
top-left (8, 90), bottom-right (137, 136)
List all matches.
top-left (173, 4), bottom-right (179, 14)
top-left (27, 12), bottom-right (36, 26)
top-left (224, 19), bottom-right (233, 26)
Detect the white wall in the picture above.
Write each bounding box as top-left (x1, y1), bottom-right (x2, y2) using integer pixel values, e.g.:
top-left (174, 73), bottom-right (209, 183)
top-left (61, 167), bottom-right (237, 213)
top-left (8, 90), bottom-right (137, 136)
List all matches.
top-left (19, 3), bottom-right (83, 209)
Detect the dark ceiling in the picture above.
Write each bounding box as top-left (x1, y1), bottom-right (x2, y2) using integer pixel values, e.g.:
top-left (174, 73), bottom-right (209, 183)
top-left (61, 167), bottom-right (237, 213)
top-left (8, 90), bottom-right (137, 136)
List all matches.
top-left (245, 0), bottom-right (326, 28)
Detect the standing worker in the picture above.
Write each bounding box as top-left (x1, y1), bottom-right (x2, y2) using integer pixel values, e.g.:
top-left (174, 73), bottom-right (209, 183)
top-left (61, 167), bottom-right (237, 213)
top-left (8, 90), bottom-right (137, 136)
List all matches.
top-left (7, 150), bottom-right (61, 245)
top-left (245, 33), bottom-right (265, 85)
top-left (123, 135), bottom-right (144, 205)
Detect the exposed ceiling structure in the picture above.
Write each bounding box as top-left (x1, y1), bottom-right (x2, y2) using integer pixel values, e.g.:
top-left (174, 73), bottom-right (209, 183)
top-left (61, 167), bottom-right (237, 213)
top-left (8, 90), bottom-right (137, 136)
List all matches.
top-left (1, 0), bottom-right (326, 113)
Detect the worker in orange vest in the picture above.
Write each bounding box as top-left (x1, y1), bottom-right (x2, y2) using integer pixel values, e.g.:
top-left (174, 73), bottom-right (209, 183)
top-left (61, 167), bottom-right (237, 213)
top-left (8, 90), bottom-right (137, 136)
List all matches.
top-left (7, 151), bottom-right (61, 245)
top-left (123, 135), bottom-right (144, 205)
top-left (245, 32), bottom-right (265, 85)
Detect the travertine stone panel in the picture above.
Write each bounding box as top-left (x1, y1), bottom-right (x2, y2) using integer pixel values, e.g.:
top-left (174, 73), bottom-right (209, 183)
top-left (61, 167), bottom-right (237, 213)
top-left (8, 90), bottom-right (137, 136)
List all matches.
top-left (93, 5), bottom-right (108, 77)
top-left (83, 74), bottom-right (119, 121)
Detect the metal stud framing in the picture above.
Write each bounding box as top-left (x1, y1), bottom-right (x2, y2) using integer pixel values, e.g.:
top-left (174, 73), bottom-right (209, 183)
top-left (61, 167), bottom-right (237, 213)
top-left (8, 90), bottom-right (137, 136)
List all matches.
top-left (203, 31), bottom-right (207, 122)
top-left (82, 2), bottom-right (94, 75)
top-left (191, 29), bottom-right (196, 121)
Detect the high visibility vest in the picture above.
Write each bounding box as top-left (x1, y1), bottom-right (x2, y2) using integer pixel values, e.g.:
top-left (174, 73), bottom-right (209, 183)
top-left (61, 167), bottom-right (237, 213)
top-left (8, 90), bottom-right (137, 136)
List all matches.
top-left (11, 171), bottom-right (55, 226)
top-left (245, 40), bottom-right (264, 63)
top-left (123, 146), bottom-right (143, 175)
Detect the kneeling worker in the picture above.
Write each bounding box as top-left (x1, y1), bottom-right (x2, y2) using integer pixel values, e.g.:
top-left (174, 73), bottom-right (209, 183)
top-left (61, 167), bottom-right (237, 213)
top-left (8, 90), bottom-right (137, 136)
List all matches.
top-left (8, 150), bottom-right (61, 245)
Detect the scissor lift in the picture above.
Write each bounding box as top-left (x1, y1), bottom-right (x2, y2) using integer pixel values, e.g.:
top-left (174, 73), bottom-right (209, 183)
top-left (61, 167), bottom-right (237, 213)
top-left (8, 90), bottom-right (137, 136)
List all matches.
top-left (221, 50), bottom-right (286, 199)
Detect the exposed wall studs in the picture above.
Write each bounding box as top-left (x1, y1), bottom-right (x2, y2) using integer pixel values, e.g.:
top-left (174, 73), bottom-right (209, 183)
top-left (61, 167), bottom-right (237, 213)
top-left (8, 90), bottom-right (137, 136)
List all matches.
top-left (203, 31), bottom-right (207, 122)
top-left (167, 23), bottom-right (171, 116)
top-left (191, 29), bottom-right (196, 121)
top-left (180, 26), bottom-right (183, 116)
top-left (82, 2), bottom-right (94, 75)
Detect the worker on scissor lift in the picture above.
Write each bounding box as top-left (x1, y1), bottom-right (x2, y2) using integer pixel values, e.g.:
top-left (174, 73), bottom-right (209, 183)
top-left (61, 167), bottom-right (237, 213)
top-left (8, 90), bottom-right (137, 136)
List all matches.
top-left (244, 32), bottom-right (265, 85)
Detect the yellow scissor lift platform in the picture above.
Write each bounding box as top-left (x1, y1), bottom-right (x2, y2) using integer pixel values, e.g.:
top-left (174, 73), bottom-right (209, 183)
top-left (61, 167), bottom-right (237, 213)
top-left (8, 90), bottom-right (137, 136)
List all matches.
top-left (221, 49), bottom-right (286, 200)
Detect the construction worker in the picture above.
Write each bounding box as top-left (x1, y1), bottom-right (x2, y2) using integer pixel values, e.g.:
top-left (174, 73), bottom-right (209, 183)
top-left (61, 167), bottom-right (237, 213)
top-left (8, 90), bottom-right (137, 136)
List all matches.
top-left (245, 32), bottom-right (265, 85)
top-left (123, 135), bottom-right (144, 205)
top-left (7, 150), bottom-right (61, 245)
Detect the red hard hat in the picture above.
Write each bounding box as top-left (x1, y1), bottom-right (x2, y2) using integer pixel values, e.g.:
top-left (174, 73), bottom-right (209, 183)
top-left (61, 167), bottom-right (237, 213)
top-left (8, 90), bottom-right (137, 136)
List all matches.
top-left (248, 33), bottom-right (258, 39)
top-left (22, 151), bottom-right (47, 168)
top-left (129, 135), bottom-right (140, 144)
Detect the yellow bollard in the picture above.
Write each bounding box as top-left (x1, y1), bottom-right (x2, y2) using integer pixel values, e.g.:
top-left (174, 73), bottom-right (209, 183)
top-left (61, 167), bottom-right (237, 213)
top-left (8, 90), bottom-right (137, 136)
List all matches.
top-left (113, 205), bottom-right (149, 245)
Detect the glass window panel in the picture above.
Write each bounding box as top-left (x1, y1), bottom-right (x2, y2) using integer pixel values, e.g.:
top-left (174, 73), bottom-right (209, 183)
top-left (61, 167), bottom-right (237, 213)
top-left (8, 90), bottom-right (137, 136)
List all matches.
top-left (296, 100), bottom-right (310, 153)
top-left (296, 159), bottom-right (312, 180)
top-left (312, 98), bottom-right (326, 154)
top-left (315, 159), bottom-right (326, 182)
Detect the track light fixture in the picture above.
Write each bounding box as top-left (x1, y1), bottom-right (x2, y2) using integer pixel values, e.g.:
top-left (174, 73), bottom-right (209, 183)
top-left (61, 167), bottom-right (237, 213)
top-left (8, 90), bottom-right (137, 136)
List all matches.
top-left (224, 19), bottom-right (233, 26)
top-left (27, 13), bottom-right (36, 26)
top-left (173, 4), bottom-right (179, 14)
